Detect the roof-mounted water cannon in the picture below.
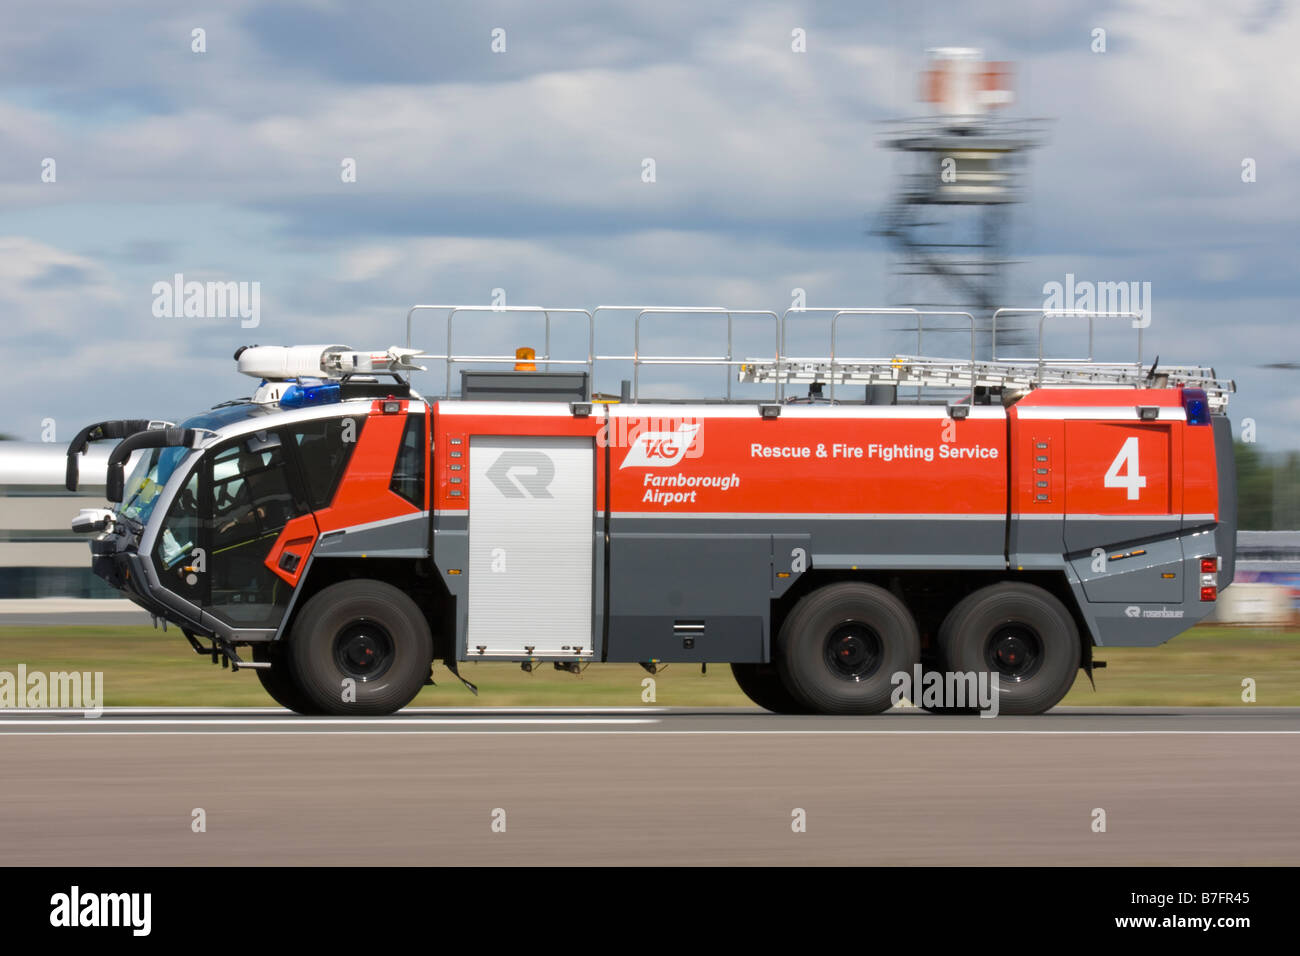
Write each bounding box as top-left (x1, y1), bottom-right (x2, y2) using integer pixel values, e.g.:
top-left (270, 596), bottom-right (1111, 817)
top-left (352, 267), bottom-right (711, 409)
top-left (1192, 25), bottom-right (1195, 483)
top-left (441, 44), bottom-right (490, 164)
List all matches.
top-left (234, 344), bottom-right (426, 381)
top-left (233, 344), bottom-right (429, 405)
top-left (321, 346), bottom-right (427, 377)
top-left (234, 344), bottom-right (346, 381)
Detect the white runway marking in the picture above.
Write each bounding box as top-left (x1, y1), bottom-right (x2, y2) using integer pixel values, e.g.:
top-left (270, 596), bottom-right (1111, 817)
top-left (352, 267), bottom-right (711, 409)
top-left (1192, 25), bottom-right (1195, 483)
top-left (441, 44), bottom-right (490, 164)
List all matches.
top-left (0, 724), bottom-right (1297, 737)
top-left (1, 708), bottom-right (1297, 736)
top-left (0, 738), bottom-right (1294, 743)
top-left (0, 706), bottom-right (669, 715)
top-left (0, 717), bottom-right (660, 727)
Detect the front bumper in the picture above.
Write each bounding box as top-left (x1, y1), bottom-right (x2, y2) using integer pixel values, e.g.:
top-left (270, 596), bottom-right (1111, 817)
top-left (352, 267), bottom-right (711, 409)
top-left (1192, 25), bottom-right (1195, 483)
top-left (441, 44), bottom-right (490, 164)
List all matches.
top-left (90, 529), bottom-right (209, 636)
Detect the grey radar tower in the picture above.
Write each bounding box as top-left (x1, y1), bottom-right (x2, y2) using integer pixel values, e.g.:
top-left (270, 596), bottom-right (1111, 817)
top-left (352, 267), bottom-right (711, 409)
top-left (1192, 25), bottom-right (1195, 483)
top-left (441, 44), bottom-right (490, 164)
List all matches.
top-left (876, 48), bottom-right (1047, 357)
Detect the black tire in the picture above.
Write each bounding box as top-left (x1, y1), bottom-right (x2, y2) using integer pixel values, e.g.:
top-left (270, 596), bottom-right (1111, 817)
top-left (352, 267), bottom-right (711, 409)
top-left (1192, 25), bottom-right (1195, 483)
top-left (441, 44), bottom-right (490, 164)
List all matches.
top-left (936, 582), bottom-right (1081, 716)
top-left (288, 579), bottom-right (433, 716)
top-left (730, 662), bottom-right (810, 714)
top-left (776, 582), bottom-right (920, 715)
top-left (251, 642), bottom-right (323, 715)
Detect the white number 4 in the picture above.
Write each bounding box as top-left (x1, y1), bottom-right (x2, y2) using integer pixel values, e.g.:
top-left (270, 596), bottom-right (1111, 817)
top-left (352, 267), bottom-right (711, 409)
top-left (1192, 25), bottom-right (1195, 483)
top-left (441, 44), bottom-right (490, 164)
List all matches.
top-left (1104, 436), bottom-right (1147, 500)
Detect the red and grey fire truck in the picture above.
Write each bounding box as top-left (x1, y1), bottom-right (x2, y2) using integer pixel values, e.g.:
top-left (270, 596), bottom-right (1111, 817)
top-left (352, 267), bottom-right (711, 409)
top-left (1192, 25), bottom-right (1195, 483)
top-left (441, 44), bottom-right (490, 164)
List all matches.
top-left (66, 305), bottom-right (1236, 716)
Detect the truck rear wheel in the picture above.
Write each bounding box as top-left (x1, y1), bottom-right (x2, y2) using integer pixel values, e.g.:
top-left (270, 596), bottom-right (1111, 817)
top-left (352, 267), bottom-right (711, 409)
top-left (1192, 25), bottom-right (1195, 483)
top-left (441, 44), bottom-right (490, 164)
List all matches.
top-left (936, 582), bottom-right (1080, 715)
top-left (730, 662), bottom-right (809, 714)
top-left (288, 579), bottom-right (433, 716)
top-left (252, 642), bottom-right (322, 715)
top-left (776, 582), bottom-right (920, 715)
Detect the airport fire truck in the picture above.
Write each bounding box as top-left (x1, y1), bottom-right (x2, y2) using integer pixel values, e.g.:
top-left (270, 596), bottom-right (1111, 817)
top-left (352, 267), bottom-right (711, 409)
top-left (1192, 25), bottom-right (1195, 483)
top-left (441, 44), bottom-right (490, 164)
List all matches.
top-left (67, 305), bottom-right (1236, 716)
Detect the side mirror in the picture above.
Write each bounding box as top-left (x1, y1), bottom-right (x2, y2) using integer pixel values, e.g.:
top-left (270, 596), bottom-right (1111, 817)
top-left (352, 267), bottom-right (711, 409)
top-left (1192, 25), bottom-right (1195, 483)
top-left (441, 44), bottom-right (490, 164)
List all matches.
top-left (71, 508), bottom-right (115, 534)
top-left (103, 426), bottom-right (194, 504)
top-left (64, 419), bottom-right (152, 492)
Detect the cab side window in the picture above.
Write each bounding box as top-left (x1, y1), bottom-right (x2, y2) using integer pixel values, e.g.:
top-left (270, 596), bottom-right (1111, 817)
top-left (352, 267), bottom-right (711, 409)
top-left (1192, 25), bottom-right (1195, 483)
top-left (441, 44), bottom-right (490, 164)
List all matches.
top-left (389, 414), bottom-right (425, 507)
top-left (292, 416), bottom-right (362, 510)
top-left (210, 434), bottom-right (296, 553)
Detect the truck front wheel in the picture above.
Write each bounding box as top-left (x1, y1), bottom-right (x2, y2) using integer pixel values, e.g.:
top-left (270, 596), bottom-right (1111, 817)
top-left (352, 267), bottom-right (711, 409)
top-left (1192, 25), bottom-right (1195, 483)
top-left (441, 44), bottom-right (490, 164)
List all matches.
top-left (776, 582), bottom-right (920, 715)
top-left (936, 582), bottom-right (1080, 715)
top-left (288, 579), bottom-right (434, 716)
top-left (730, 662), bottom-right (810, 714)
top-left (252, 642), bottom-right (322, 715)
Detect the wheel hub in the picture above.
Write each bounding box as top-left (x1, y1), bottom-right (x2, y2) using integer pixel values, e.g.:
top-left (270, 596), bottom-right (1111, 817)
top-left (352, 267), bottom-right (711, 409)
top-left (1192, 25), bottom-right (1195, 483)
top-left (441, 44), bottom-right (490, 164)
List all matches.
top-left (824, 622), bottom-right (883, 681)
top-left (333, 620), bottom-right (394, 681)
top-left (985, 624), bottom-right (1042, 682)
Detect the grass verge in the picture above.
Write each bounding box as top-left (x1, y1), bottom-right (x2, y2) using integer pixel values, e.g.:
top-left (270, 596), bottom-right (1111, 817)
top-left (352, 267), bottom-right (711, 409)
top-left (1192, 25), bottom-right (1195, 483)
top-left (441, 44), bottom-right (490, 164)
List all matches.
top-left (1, 625), bottom-right (1296, 708)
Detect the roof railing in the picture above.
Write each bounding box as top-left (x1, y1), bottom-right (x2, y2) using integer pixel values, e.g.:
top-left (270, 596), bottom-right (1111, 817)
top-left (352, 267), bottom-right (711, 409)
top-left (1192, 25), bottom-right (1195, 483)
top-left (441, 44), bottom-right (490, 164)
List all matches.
top-left (406, 305), bottom-right (595, 399)
top-left (403, 303), bottom-right (1232, 409)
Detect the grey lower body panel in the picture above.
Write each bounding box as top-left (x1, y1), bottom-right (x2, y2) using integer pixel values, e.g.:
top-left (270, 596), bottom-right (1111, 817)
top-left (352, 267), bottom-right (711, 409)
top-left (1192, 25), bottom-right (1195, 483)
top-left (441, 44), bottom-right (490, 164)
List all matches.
top-left (603, 515), bottom-right (1005, 663)
top-left (436, 510), bottom-right (1221, 661)
top-left (314, 512), bottom-right (430, 558)
top-left (606, 532), bottom-right (771, 663)
top-left (1042, 514), bottom-right (1222, 647)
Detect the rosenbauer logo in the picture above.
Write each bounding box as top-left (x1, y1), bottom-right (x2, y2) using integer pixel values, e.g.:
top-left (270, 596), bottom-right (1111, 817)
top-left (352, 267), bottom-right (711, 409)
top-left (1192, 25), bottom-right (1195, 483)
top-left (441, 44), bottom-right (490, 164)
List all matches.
top-left (1126, 605), bottom-right (1184, 619)
top-left (619, 423), bottom-right (701, 469)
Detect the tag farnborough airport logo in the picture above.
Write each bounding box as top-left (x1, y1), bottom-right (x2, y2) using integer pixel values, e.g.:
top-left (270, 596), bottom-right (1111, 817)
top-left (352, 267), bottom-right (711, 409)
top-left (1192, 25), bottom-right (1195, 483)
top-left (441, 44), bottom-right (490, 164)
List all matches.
top-left (620, 423), bottom-right (701, 469)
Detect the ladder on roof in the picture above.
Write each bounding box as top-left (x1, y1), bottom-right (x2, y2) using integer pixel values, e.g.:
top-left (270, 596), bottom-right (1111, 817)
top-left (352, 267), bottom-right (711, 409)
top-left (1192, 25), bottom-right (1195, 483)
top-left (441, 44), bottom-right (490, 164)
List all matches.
top-left (737, 355), bottom-right (1235, 411)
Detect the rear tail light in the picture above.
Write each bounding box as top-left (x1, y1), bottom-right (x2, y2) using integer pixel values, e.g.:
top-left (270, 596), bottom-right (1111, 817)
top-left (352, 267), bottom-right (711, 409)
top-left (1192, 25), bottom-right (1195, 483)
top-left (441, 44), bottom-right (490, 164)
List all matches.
top-left (1200, 556), bottom-right (1219, 600)
top-left (1181, 387), bottom-right (1210, 425)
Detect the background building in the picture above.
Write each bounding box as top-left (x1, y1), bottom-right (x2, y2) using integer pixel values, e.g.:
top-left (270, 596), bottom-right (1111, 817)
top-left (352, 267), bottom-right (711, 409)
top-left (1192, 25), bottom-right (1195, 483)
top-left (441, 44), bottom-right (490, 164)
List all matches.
top-left (0, 442), bottom-right (116, 599)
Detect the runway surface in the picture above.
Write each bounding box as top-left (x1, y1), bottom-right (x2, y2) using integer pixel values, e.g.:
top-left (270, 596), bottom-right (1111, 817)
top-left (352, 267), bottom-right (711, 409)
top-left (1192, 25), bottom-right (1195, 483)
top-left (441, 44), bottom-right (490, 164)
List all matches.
top-left (1, 707), bottom-right (1297, 865)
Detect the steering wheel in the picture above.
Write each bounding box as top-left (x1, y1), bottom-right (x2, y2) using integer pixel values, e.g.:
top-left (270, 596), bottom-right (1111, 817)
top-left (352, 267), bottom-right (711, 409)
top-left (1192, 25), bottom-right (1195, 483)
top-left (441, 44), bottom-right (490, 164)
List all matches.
top-left (214, 482), bottom-right (239, 513)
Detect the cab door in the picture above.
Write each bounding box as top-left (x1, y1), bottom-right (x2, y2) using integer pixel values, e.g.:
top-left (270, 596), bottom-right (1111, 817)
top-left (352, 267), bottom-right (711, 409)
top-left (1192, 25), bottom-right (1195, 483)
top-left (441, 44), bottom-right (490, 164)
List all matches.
top-left (204, 430), bottom-right (316, 630)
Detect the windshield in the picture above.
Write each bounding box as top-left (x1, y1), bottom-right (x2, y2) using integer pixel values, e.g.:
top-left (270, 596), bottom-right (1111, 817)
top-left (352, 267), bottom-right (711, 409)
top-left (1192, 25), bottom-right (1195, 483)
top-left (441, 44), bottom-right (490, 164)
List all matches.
top-left (117, 446), bottom-right (190, 527)
top-left (113, 404), bottom-right (268, 527)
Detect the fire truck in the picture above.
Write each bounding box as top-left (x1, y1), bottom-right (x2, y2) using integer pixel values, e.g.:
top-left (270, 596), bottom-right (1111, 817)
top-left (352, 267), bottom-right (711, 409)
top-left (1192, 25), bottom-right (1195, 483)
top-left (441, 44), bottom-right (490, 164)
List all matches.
top-left (67, 305), bottom-right (1236, 716)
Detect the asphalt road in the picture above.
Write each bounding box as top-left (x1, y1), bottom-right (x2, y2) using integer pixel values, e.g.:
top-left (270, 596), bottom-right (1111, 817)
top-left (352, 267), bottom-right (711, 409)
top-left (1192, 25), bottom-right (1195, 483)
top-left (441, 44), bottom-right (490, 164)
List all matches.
top-left (1, 707), bottom-right (1297, 865)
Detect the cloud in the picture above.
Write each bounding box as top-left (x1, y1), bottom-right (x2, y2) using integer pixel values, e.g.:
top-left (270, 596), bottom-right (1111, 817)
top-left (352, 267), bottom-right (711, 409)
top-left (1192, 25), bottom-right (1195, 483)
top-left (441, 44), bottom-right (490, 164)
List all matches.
top-left (0, 237), bottom-right (123, 337)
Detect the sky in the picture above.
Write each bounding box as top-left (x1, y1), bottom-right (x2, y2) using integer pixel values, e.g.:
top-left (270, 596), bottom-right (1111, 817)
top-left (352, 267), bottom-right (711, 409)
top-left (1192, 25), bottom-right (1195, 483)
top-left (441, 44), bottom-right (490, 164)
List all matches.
top-left (1, 0), bottom-right (1297, 447)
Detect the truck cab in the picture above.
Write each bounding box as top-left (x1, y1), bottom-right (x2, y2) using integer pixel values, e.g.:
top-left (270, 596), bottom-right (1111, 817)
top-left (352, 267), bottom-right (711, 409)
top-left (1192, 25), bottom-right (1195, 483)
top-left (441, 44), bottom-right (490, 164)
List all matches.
top-left (69, 352), bottom-right (437, 713)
